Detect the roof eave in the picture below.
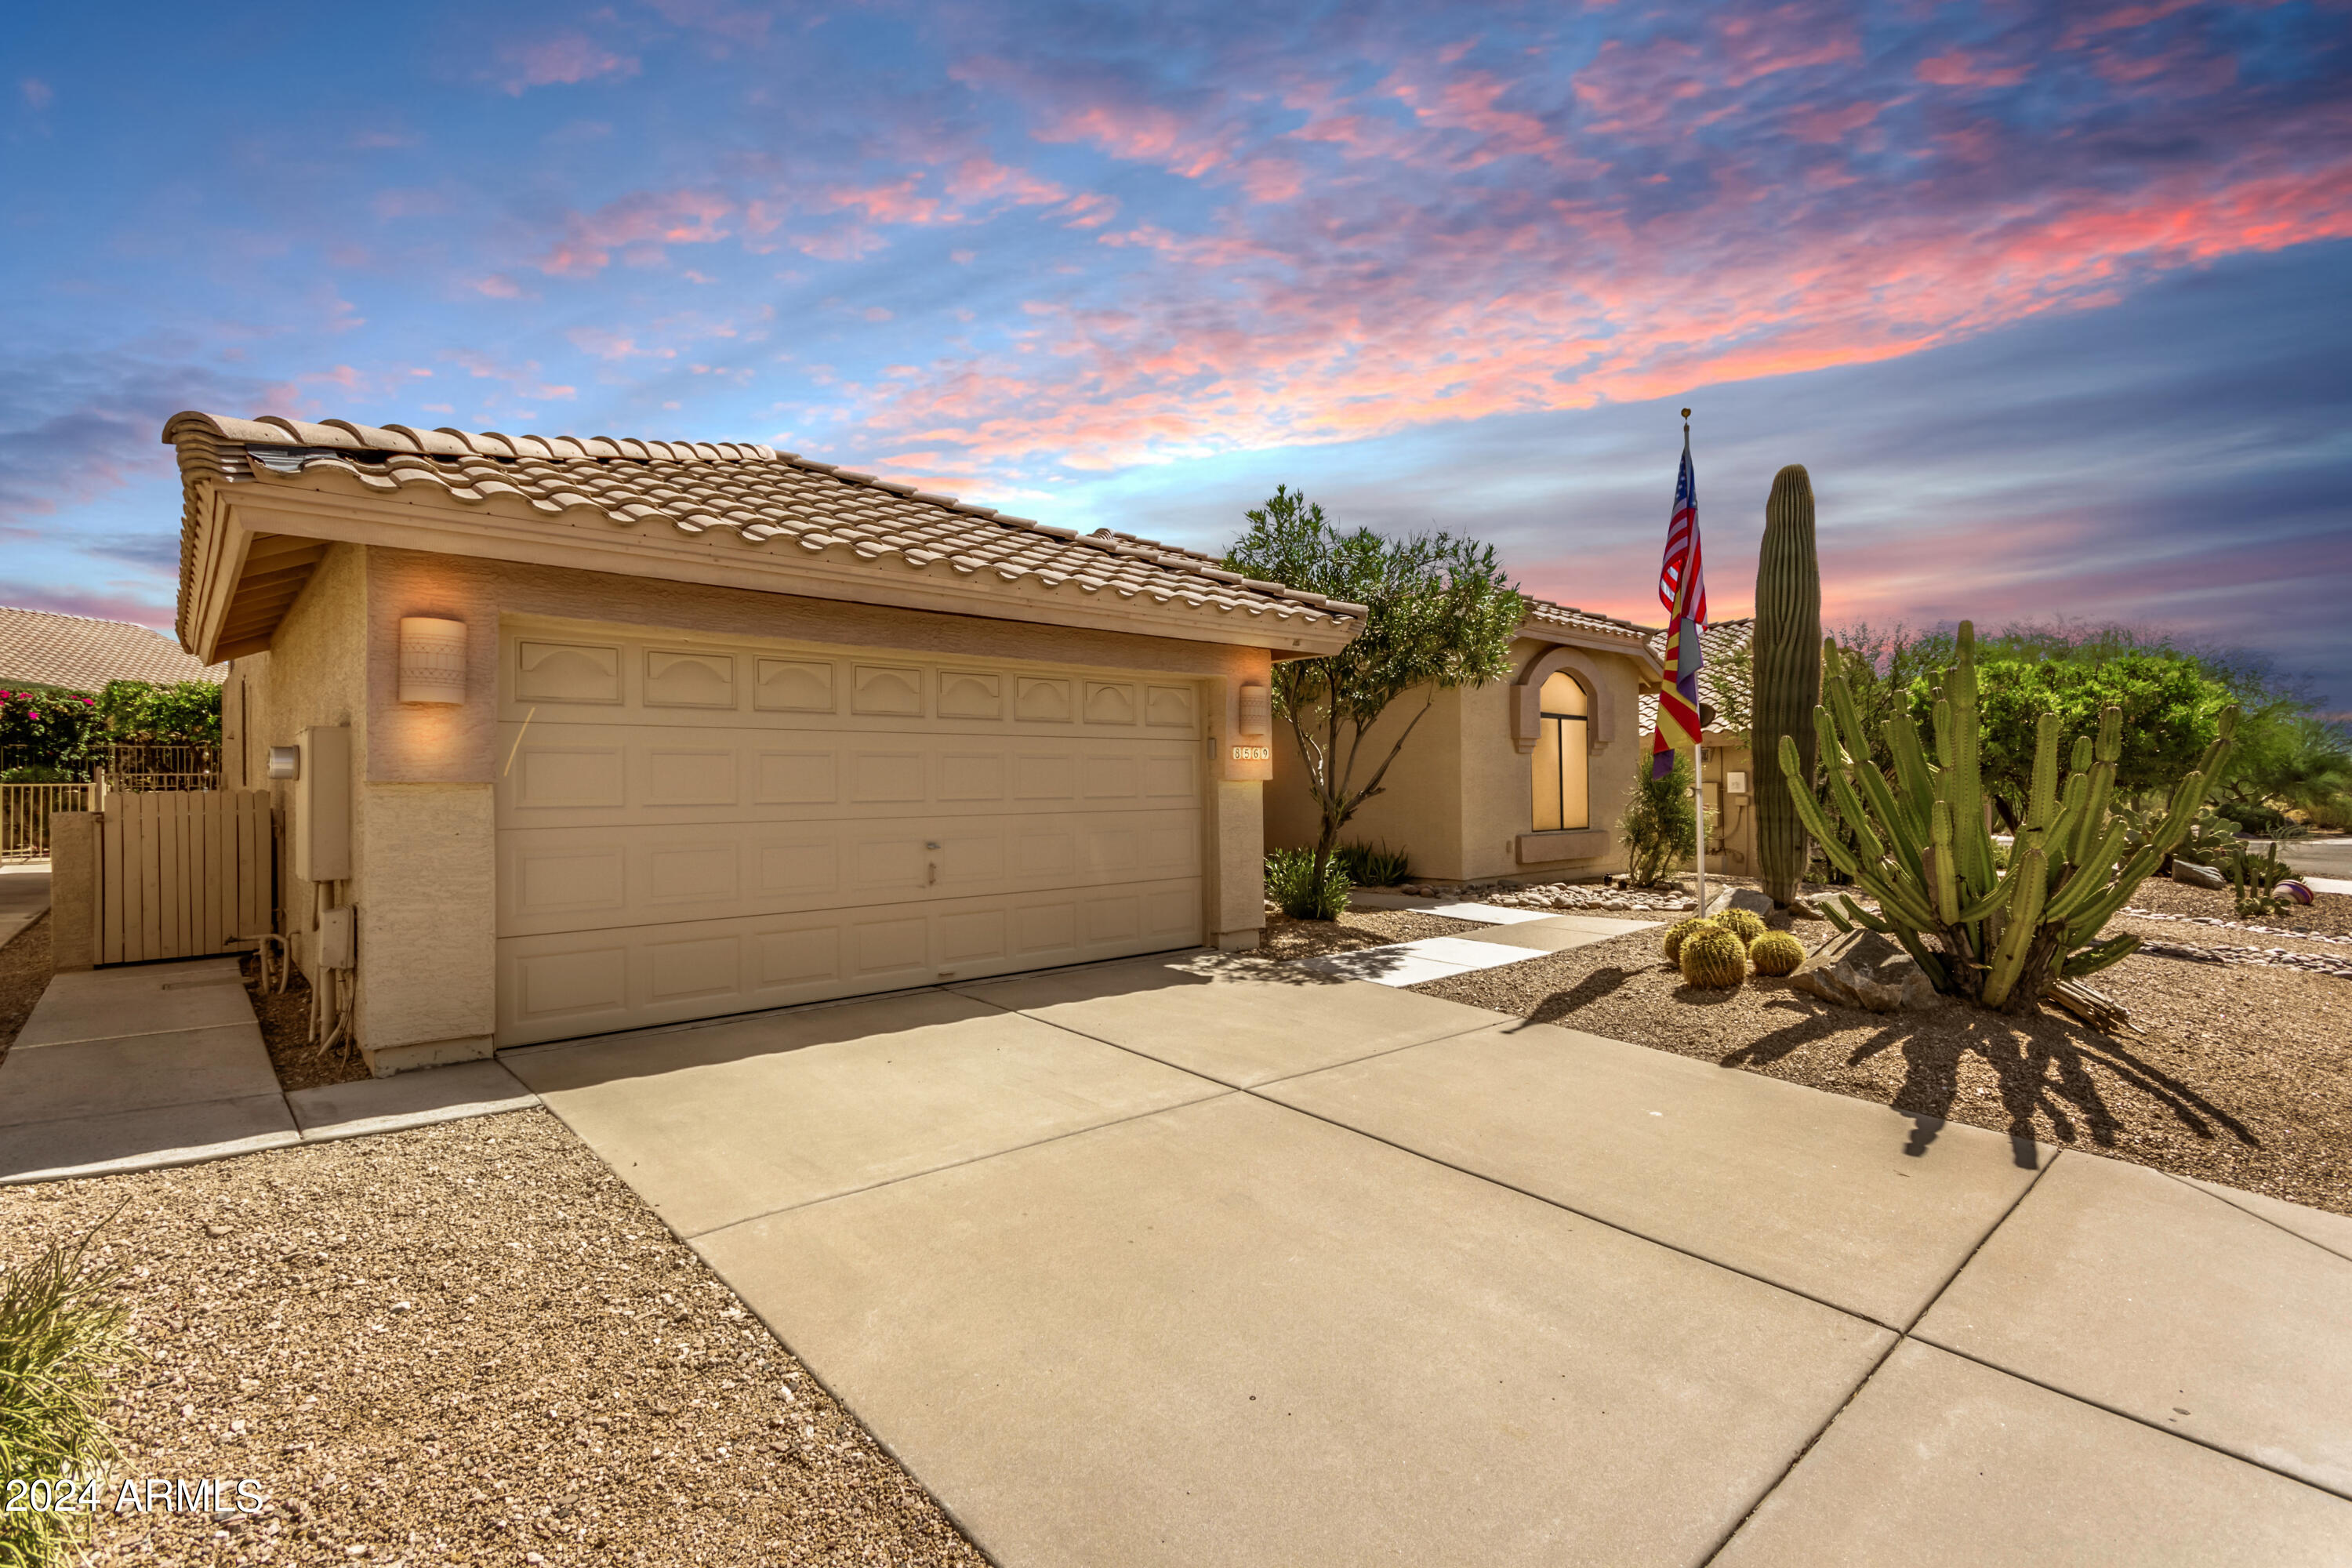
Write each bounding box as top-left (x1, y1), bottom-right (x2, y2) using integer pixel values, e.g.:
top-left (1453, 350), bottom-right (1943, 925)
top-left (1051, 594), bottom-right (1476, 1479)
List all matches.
top-left (181, 481), bottom-right (1361, 661)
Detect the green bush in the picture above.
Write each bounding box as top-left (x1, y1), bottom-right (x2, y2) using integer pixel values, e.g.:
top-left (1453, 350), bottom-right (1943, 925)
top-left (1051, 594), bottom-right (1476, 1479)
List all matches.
top-left (1621, 749), bottom-right (1697, 887)
top-left (1332, 840), bottom-right (1410, 887)
top-left (1265, 848), bottom-right (1351, 920)
top-left (2, 1220), bottom-right (138, 1568)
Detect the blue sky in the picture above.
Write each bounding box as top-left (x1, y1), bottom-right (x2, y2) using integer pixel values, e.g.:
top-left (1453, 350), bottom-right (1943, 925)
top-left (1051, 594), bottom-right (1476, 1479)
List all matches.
top-left (4, 0), bottom-right (2348, 709)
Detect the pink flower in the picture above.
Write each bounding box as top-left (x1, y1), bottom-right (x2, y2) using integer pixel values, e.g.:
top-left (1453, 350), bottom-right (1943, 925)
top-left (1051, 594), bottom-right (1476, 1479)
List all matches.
top-left (28, 710), bottom-right (41, 720)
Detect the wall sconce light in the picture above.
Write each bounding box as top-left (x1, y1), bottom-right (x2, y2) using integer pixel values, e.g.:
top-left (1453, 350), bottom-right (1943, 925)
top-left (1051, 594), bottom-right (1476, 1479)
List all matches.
top-left (398, 618), bottom-right (468, 705)
top-left (1238, 682), bottom-right (1270, 738)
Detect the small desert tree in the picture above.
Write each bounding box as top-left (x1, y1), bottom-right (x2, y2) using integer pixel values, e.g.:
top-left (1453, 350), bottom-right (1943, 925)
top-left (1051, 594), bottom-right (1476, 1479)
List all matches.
top-left (1620, 746), bottom-right (1697, 887)
top-left (1228, 486), bottom-right (1525, 899)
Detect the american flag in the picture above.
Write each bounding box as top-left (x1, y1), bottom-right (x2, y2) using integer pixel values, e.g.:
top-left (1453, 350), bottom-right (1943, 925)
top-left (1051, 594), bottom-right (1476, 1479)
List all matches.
top-left (1650, 427), bottom-right (1707, 779)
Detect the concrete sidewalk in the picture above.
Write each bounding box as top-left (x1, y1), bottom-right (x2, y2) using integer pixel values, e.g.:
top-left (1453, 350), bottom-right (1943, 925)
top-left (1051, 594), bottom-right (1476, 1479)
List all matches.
top-left (506, 953), bottom-right (2352, 1566)
top-left (0, 957), bottom-right (539, 1183)
top-left (0, 861), bottom-right (50, 949)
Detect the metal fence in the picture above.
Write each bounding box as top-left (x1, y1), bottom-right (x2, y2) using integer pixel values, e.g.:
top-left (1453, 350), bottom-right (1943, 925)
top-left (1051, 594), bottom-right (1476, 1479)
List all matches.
top-left (1, 782), bottom-right (100, 859)
top-left (103, 743), bottom-right (222, 793)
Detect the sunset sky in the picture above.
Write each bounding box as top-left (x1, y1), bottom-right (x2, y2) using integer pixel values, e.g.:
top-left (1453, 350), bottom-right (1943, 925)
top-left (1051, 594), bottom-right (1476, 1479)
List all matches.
top-left (5, 2), bottom-right (2347, 708)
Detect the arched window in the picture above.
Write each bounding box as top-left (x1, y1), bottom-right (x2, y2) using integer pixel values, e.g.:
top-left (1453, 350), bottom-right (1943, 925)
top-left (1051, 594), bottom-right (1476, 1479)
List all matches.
top-left (1532, 671), bottom-right (1588, 831)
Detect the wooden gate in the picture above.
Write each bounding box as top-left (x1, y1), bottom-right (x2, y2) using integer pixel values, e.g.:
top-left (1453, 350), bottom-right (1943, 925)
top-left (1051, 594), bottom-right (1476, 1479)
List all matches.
top-left (89, 791), bottom-right (274, 964)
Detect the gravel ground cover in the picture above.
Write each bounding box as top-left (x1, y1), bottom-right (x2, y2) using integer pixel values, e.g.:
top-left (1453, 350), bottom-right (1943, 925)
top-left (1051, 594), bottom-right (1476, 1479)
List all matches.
top-left (0, 1112), bottom-right (986, 1568)
top-left (0, 909), bottom-right (50, 1063)
top-left (1408, 906), bottom-right (2352, 1218)
top-left (2121, 874), bottom-right (2352, 940)
top-left (241, 956), bottom-right (372, 1094)
top-left (1255, 907), bottom-right (1482, 960)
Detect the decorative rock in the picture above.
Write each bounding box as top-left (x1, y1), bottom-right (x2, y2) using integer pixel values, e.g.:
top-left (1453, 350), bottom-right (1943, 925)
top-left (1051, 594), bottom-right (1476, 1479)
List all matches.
top-left (1788, 929), bottom-right (1945, 1014)
top-left (2171, 859), bottom-right (2227, 890)
top-left (1702, 886), bottom-right (1777, 920)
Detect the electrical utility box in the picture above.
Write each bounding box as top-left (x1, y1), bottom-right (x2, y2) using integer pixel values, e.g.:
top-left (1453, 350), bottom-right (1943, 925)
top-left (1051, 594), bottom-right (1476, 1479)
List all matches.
top-left (293, 725), bottom-right (353, 882)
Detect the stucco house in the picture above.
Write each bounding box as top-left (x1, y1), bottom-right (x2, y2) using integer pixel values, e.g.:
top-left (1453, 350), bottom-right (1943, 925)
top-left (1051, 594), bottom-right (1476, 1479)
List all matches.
top-left (165, 411), bottom-right (1359, 1071)
top-left (1264, 599), bottom-right (1668, 884)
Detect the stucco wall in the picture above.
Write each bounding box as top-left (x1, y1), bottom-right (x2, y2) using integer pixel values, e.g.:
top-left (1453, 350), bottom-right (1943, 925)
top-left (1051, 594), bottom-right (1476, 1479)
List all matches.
top-left (236, 542), bottom-right (367, 983)
top-left (1265, 635), bottom-right (1654, 885)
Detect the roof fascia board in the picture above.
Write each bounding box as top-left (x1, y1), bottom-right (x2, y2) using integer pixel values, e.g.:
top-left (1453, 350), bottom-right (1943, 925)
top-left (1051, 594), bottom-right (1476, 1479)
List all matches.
top-left (212, 492), bottom-right (1357, 658)
top-left (183, 487), bottom-right (254, 664)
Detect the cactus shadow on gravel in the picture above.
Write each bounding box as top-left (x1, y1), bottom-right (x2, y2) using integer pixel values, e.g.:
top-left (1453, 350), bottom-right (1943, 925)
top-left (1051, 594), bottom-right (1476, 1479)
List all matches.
top-left (1719, 997), bottom-right (2262, 1167)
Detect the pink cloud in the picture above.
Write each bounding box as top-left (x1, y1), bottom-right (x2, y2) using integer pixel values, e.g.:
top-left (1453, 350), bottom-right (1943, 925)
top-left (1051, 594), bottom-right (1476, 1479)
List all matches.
top-left (534, 189), bottom-right (733, 276)
top-left (20, 78), bottom-right (53, 111)
top-left (1916, 50), bottom-right (2028, 89)
top-left (497, 33), bottom-right (641, 96)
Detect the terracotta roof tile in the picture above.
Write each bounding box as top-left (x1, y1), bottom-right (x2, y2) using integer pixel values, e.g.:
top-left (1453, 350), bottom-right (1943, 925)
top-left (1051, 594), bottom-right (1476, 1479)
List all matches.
top-left (1523, 597), bottom-right (1658, 644)
top-left (0, 606), bottom-right (224, 691)
top-left (165, 411), bottom-right (1365, 644)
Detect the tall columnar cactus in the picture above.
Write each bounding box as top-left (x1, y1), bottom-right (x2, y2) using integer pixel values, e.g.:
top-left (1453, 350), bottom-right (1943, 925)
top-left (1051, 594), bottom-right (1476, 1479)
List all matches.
top-left (1753, 464), bottom-right (1822, 907)
top-left (1777, 621), bottom-right (2238, 1017)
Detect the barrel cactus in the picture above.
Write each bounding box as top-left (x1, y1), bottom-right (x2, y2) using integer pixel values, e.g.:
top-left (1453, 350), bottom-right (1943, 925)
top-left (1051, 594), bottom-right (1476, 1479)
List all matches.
top-left (1753, 465), bottom-right (1821, 909)
top-left (1750, 930), bottom-right (1806, 976)
top-left (1680, 926), bottom-right (1749, 989)
top-left (1717, 908), bottom-right (1767, 948)
top-left (1777, 619), bottom-right (2239, 1018)
top-left (1663, 916), bottom-right (1715, 964)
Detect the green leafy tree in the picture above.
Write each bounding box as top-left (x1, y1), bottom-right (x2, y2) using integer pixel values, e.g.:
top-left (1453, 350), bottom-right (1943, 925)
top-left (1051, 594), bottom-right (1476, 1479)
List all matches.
top-left (94, 680), bottom-right (220, 744)
top-left (0, 686), bottom-right (100, 773)
top-left (1227, 485), bottom-right (1525, 900)
top-left (1909, 652), bottom-right (2228, 832)
top-left (1619, 746), bottom-right (1697, 887)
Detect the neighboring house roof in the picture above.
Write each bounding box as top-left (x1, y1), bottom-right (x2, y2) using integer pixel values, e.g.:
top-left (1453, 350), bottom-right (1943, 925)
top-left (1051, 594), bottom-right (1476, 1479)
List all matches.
top-left (165, 412), bottom-right (1365, 662)
top-left (1639, 617), bottom-right (1755, 738)
top-left (0, 606), bottom-right (223, 691)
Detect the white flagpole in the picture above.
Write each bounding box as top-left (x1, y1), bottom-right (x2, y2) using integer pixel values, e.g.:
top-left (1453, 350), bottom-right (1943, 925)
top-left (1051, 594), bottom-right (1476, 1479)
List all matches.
top-left (1695, 735), bottom-right (1707, 912)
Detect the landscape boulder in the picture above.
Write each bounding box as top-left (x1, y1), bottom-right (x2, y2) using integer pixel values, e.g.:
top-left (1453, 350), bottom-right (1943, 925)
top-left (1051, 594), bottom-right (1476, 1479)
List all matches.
top-left (2171, 860), bottom-right (2227, 890)
top-left (1787, 928), bottom-right (1946, 1014)
top-left (1702, 886), bottom-right (1777, 920)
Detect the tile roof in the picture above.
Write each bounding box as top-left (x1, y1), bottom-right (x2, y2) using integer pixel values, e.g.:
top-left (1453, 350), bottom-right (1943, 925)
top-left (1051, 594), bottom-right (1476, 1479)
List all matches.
top-left (1523, 597), bottom-right (1657, 644)
top-left (0, 606), bottom-right (224, 692)
top-left (164, 412), bottom-right (1366, 653)
top-left (1639, 617), bottom-right (1755, 738)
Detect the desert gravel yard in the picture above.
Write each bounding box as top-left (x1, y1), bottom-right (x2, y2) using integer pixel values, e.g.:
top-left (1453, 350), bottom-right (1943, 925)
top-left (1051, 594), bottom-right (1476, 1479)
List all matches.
top-left (1412, 884), bottom-right (2352, 1218)
top-left (0, 1110), bottom-right (985, 1568)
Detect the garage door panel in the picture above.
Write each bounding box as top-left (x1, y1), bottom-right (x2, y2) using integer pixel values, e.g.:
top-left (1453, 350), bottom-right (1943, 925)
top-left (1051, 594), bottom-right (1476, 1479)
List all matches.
top-left (495, 875), bottom-right (1205, 1044)
top-left (498, 630), bottom-right (1207, 1045)
top-left (500, 809), bottom-right (1199, 935)
top-left (499, 724), bottom-right (1193, 826)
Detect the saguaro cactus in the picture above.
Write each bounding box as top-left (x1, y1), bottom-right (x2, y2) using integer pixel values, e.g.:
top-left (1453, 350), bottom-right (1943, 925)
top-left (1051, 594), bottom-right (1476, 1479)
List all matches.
top-left (1753, 464), bottom-right (1822, 906)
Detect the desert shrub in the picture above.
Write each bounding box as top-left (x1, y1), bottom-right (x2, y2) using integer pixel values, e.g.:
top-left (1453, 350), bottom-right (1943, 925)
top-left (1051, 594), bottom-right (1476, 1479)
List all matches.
top-left (1750, 931), bottom-right (1806, 976)
top-left (1620, 749), bottom-right (1697, 887)
top-left (1679, 926), bottom-right (1748, 989)
top-left (1662, 916), bottom-right (1715, 965)
top-left (1716, 909), bottom-right (1766, 948)
top-left (1, 1219), bottom-right (138, 1568)
top-left (1265, 848), bottom-right (1351, 921)
top-left (1332, 840), bottom-right (1410, 887)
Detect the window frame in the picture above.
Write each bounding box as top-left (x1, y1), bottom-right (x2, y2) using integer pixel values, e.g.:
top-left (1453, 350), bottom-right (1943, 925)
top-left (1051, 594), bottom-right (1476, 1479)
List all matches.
top-left (1533, 673), bottom-right (1590, 833)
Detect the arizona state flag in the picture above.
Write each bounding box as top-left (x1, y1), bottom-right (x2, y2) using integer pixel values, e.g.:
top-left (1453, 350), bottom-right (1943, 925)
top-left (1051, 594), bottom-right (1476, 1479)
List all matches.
top-left (1650, 427), bottom-right (1706, 779)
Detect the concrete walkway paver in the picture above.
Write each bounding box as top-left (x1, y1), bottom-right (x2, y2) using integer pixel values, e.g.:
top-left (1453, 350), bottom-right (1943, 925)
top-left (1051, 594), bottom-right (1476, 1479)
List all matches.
top-left (1261, 1019), bottom-right (2046, 1327)
top-left (1292, 933), bottom-right (1541, 985)
top-left (16, 956), bottom-right (257, 1046)
top-left (962, 963), bottom-right (1508, 1086)
top-left (2176, 1172), bottom-right (2352, 1265)
top-left (1454, 912), bottom-right (1661, 951)
top-left (697, 1091), bottom-right (1893, 1568)
top-left (503, 989), bottom-right (1228, 1236)
top-left (1711, 1339), bottom-right (2352, 1567)
top-left (1915, 1151), bottom-right (2352, 1499)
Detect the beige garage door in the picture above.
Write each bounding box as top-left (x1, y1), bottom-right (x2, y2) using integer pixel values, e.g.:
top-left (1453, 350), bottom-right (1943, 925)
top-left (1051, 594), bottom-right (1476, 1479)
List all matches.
top-left (493, 625), bottom-right (1206, 1046)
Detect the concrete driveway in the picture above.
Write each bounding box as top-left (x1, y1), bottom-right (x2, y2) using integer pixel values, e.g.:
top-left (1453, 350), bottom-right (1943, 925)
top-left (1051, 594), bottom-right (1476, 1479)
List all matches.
top-left (503, 954), bottom-right (2352, 1567)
